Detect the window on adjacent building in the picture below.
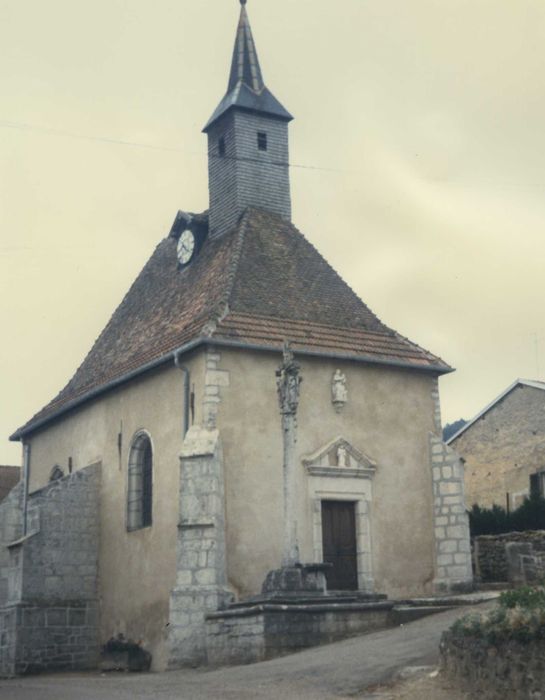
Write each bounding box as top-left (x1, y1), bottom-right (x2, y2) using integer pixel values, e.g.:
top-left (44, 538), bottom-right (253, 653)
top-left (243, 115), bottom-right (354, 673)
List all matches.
top-left (218, 136), bottom-right (226, 157)
top-left (127, 432), bottom-right (153, 531)
top-left (257, 132), bottom-right (268, 151)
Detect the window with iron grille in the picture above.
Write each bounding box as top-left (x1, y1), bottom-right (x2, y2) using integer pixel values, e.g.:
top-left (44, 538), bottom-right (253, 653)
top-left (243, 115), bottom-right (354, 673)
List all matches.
top-left (218, 136), bottom-right (226, 157)
top-left (257, 132), bottom-right (268, 151)
top-left (127, 432), bottom-right (153, 531)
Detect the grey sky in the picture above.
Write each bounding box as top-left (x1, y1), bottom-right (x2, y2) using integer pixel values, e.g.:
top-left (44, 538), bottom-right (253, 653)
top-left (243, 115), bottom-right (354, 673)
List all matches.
top-left (1, 0), bottom-right (545, 463)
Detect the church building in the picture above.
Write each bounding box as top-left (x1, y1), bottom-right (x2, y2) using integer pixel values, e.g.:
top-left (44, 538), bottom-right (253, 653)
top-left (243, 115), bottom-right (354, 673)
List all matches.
top-left (1, 1), bottom-right (472, 675)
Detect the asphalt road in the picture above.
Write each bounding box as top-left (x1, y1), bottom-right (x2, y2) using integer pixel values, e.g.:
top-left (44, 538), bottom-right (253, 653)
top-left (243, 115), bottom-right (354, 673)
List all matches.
top-left (0, 602), bottom-right (494, 700)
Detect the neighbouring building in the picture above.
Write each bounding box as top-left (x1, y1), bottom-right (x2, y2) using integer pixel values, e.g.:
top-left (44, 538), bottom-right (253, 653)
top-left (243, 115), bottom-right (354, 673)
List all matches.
top-left (1, 1), bottom-right (472, 676)
top-left (0, 468), bottom-right (20, 504)
top-left (448, 379), bottom-right (545, 510)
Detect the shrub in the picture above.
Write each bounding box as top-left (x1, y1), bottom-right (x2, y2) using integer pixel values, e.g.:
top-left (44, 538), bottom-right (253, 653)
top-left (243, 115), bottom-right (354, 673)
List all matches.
top-left (499, 585), bottom-right (545, 610)
top-left (469, 494), bottom-right (545, 537)
top-left (450, 585), bottom-right (545, 644)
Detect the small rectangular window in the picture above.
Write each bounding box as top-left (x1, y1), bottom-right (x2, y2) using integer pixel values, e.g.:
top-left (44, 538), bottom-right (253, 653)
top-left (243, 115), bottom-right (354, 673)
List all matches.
top-left (218, 137), bottom-right (226, 157)
top-left (257, 132), bottom-right (268, 151)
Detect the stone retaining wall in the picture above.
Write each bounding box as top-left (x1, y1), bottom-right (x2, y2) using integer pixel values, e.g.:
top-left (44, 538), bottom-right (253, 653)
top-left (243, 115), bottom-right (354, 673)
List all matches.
top-left (441, 631), bottom-right (545, 699)
top-left (0, 602), bottom-right (98, 676)
top-left (474, 531), bottom-right (545, 582)
top-left (206, 602), bottom-right (393, 666)
top-left (0, 464), bottom-right (101, 677)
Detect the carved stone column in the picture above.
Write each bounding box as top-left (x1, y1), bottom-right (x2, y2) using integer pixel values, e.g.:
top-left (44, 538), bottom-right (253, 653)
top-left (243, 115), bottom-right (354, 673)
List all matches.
top-left (276, 341), bottom-right (302, 567)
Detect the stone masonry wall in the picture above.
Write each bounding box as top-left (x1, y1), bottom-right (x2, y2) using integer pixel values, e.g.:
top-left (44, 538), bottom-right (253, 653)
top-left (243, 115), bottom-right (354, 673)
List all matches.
top-left (18, 463), bottom-right (100, 603)
top-left (207, 110), bottom-right (291, 239)
top-left (450, 383), bottom-right (545, 509)
top-left (0, 463), bottom-right (101, 676)
top-left (430, 434), bottom-right (473, 592)
top-left (206, 603), bottom-right (393, 666)
top-left (202, 348), bottom-right (230, 430)
top-left (441, 632), bottom-right (545, 699)
top-left (0, 481), bottom-right (23, 606)
top-left (474, 530), bottom-right (545, 582)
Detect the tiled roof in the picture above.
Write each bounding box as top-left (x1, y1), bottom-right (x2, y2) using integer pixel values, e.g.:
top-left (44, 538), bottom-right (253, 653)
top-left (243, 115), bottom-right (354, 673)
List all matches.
top-left (214, 314), bottom-right (444, 368)
top-left (12, 207), bottom-right (451, 439)
top-left (0, 466), bottom-right (20, 503)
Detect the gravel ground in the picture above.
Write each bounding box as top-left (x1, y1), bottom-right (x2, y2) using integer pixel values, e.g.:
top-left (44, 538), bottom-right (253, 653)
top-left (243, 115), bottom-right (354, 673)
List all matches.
top-left (361, 666), bottom-right (471, 699)
top-left (0, 603), bottom-right (493, 700)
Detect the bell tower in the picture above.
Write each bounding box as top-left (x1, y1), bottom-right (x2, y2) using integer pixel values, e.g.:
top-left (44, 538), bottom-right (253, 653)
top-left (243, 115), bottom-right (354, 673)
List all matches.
top-left (203, 0), bottom-right (293, 239)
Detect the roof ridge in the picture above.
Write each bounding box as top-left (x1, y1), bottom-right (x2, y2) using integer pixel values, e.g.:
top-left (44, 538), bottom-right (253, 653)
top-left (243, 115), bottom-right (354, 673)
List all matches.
top-left (202, 211), bottom-right (251, 337)
top-left (218, 210), bottom-right (251, 317)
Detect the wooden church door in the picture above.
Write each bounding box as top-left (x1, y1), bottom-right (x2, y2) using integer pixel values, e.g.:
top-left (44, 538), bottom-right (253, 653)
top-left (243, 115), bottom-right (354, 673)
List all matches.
top-left (321, 500), bottom-right (358, 590)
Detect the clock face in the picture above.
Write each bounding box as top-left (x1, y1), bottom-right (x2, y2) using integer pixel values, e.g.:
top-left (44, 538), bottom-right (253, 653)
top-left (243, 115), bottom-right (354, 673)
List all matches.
top-left (177, 229), bottom-right (196, 266)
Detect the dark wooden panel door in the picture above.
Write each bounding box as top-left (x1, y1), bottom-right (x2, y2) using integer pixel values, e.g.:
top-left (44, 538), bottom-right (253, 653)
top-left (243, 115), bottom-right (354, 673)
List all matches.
top-left (321, 500), bottom-right (358, 591)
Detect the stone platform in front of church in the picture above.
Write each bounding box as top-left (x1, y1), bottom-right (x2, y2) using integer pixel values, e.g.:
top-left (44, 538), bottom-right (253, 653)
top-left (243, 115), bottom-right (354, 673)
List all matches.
top-left (205, 593), bottom-right (394, 666)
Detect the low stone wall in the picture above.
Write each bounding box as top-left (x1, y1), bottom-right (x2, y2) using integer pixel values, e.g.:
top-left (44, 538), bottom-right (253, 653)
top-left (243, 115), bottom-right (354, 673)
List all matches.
top-left (474, 531), bottom-right (545, 582)
top-left (206, 601), bottom-right (394, 666)
top-left (441, 631), bottom-right (545, 699)
top-left (0, 601), bottom-right (98, 677)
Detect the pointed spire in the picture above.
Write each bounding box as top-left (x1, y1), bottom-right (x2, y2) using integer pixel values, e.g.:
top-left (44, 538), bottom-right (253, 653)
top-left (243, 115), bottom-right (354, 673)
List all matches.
top-left (228, 1), bottom-right (264, 94)
top-left (203, 1), bottom-right (292, 132)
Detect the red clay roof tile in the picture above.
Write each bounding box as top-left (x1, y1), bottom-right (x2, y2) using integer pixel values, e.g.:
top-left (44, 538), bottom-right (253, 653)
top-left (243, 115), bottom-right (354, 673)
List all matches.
top-left (12, 208), bottom-right (450, 439)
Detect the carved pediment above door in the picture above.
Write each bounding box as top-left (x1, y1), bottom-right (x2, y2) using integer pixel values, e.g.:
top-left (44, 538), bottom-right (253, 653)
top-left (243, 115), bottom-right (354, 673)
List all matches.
top-left (302, 437), bottom-right (377, 479)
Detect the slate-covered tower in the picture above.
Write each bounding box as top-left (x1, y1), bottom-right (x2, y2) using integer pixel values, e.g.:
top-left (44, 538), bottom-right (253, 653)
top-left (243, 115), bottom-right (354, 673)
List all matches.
top-left (203, 0), bottom-right (293, 239)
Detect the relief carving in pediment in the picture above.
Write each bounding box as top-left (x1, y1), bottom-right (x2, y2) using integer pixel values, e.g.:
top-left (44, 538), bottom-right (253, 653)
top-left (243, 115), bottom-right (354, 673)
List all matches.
top-left (302, 437), bottom-right (377, 478)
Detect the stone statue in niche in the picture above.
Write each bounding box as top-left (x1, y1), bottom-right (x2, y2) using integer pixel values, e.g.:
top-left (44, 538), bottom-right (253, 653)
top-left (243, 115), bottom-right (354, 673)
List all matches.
top-left (331, 369), bottom-right (348, 413)
top-left (337, 444), bottom-right (348, 468)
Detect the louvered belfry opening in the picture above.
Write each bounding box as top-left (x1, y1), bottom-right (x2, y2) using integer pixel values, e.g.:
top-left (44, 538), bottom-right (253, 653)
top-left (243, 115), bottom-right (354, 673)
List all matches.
top-left (127, 432), bottom-right (153, 531)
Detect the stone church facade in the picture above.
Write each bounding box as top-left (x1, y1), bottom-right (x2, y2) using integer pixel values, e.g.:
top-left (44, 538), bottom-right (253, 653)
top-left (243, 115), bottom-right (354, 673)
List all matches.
top-left (1, 1), bottom-right (472, 676)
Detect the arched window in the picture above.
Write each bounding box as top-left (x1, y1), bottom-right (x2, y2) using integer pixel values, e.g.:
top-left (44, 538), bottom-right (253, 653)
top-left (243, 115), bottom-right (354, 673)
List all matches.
top-left (127, 432), bottom-right (153, 531)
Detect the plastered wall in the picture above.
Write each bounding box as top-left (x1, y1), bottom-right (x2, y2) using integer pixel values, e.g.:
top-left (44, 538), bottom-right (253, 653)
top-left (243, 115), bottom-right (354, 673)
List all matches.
top-left (214, 347), bottom-right (440, 599)
top-left (23, 353), bottom-right (204, 670)
top-left (20, 342), bottom-right (446, 668)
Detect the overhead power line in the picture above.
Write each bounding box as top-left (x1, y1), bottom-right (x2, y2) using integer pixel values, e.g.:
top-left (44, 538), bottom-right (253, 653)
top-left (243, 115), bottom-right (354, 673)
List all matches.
top-left (0, 118), bottom-right (348, 174)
